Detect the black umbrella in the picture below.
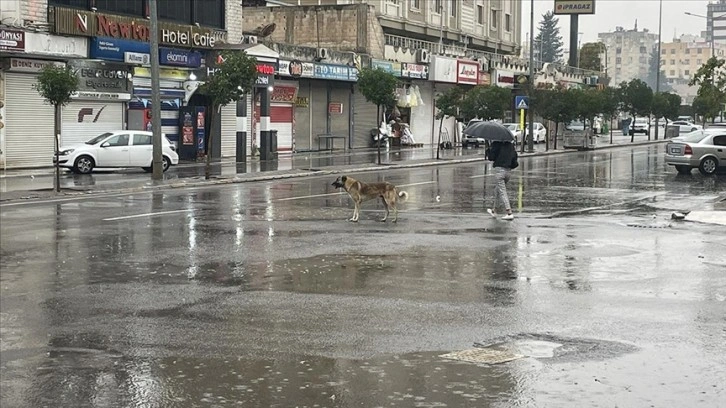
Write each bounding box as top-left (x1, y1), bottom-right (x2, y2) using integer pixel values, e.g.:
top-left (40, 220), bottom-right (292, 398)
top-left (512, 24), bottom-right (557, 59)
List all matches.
top-left (463, 121), bottom-right (514, 143)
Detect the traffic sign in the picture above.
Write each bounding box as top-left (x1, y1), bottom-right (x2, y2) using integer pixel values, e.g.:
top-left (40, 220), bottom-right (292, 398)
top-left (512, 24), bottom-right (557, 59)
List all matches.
top-left (515, 96), bottom-right (529, 110)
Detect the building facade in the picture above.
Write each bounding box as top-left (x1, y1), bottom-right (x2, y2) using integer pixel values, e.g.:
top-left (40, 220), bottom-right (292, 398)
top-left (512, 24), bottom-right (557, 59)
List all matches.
top-left (707, 0), bottom-right (726, 46)
top-left (661, 35), bottom-right (726, 104)
top-left (599, 25), bottom-right (658, 86)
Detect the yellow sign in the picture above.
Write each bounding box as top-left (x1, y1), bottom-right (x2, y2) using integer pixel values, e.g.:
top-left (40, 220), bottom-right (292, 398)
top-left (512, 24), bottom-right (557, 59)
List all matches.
top-left (554, 0), bottom-right (595, 15)
top-left (133, 67), bottom-right (189, 81)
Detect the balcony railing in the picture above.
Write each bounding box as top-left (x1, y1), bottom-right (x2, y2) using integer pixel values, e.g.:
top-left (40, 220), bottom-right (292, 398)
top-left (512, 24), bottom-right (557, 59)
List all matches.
top-left (384, 33), bottom-right (599, 76)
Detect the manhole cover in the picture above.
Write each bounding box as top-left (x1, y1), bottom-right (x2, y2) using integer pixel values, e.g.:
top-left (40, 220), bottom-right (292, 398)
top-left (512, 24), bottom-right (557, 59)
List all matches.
top-left (440, 348), bottom-right (524, 365)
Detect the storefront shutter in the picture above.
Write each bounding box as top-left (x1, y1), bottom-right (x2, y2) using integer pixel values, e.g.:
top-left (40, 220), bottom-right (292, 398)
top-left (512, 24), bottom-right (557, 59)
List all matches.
top-left (220, 103), bottom-right (236, 158)
top-left (61, 101), bottom-right (124, 147)
top-left (270, 104), bottom-right (293, 151)
top-left (4, 73), bottom-right (55, 169)
top-left (352, 85), bottom-right (379, 149)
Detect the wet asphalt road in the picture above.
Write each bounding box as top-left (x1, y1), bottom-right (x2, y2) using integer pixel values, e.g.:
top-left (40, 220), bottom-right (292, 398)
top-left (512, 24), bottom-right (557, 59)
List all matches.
top-left (1, 144), bottom-right (725, 407)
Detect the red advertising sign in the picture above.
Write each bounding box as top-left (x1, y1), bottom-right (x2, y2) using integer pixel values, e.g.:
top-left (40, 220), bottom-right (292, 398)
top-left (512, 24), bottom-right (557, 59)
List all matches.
top-left (0, 28), bottom-right (25, 52)
top-left (270, 86), bottom-right (297, 103)
top-left (328, 102), bottom-right (344, 114)
top-left (457, 60), bottom-right (479, 85)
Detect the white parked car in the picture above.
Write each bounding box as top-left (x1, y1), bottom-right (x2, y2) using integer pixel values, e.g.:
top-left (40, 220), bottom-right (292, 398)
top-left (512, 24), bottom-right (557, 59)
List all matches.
top-left (629, 118), bottom-right (650, 135)
top-left (669, 121), bottom-right (703, 134)
top-left (524, 122), bottom-right (547, 143)
top-left (502, 123), bottom-right (524, 144)
top-left (54, 131), bottom-right (179, 174)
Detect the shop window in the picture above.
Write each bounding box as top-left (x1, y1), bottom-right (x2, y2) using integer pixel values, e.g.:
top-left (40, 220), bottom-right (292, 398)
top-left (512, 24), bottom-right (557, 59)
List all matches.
top-left (95, 0), bottom-right (144, 16)
top-left (194, 0), bottom-right (224, 28)
top-left (49, 0), bottom-right (90, 8)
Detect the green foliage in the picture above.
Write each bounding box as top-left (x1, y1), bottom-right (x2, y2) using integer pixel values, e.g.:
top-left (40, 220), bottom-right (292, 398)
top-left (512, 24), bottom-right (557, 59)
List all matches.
top-left (651, 92), bottom-right (681, 123)
top-left (535, 11), bottom-right (564, 63)
top-left (200, 50), bottom-right (258, 109)
top-left (689, 57), bottom-right (726, 122)
top-left (357, 67), bottom-right (398, 111)
top-left (534, 85), bottom-right (579, 125)
top-left (600, 87), bottom-right (620, 120)
top-left (34, 64), bottom-right (79, 107)
top-left (579, 42), bottom-right (605, 72)
top-left (618, 79), bottom-right (653, 119)
top-left (459, 85), bottom-right (511, 121)
top-left (434, 86), bottom-right (465, 120)
top-left (646, 48), bottom-right (671, 92)
top-left (572, 88), bottom-right (604, 124)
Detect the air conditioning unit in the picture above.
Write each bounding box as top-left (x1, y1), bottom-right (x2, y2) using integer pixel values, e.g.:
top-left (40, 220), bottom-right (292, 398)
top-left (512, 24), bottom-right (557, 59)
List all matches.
top-left (476, 57), bottom-right (489, 71)
top-left (415, 49), bottom-right (430, 64)
top-left (243, 35), bottom-right (258, 44)
top-left (317, 48), bottom-right (329, 60)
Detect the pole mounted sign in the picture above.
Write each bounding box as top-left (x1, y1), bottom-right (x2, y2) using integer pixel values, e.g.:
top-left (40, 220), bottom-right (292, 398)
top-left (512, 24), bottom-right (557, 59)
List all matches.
top-left (554, 0), bottom-right (595, 15)
top-left (515, 96), bottom-right (529, 110)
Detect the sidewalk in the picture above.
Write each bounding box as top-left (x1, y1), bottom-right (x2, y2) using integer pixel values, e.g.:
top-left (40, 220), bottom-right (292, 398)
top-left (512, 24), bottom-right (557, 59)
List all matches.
top-left (0, 134), bottom-right (664, 203)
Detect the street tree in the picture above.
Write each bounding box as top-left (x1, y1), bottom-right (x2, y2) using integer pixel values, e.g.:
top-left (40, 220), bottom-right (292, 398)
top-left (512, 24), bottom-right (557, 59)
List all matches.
top-left (534, 85), bottom-right (578, 149)
top-left (600, 87), bottom-right (621, 143)
top-left (579, 42), bottom-right (604, 72)
top-left (534, 11), bottom-right (564, 63)
top-left (434, 86), bottom-right (466, 159)
top-left (34, 64), bottom-right (79, 193)
top-left (460, 85), bottom-right (511, 122)
top-left (572, 88), bottom-right (605, 134)
top-left (651, 92), bottom-right (681, 128)
top-left (689, 56), bottom-right (726, 124)
top-left (618, 79), bottom-right (653, 142)
top-left (200, 50), bottom-right (258, 179)
top-left (357, 67), bottom-right (399, 164)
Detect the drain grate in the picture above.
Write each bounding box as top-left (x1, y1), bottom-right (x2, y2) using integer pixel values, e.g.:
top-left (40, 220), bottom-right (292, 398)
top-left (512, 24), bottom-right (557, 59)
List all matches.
top-left (440, 348), bottom-right (524, 365)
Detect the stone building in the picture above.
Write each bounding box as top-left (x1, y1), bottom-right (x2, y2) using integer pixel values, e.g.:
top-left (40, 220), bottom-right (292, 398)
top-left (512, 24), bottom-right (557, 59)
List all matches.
top-left (707, 0), bottom-right (726, 46)
top-left (599, 25), bottom-right (658, 86)
top-left (661, 34), bottom-right (726, 104)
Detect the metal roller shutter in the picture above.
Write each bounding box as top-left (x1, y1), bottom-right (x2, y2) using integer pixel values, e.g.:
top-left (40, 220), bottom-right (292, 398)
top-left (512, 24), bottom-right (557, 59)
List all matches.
top-left (311, 82), bottom-right (328, 150)
top-left (220, 102), bottom-right (236, 157)
top-left (353, 85), bottom-right (378, 149)
top-left (61, 101), bottom-right (124, 147)
top-left (270, 103), bottom-right (293, 151)
top-left (4, 73), bottom-right (55, 169)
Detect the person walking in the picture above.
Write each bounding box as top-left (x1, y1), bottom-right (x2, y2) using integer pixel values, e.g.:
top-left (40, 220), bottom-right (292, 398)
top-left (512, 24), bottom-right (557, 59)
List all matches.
top-left (485, 141), bottom-right (518, 220)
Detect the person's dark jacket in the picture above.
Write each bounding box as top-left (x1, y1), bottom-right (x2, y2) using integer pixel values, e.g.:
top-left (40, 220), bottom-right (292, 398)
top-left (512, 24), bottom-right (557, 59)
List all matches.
top-left (487, 141), bottom-right (517, 169)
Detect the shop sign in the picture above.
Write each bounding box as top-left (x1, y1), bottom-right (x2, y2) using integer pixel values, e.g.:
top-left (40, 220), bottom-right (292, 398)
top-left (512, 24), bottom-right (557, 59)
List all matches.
top-left (371, 60), bottom-right (402, 77)
top-left (429, 55), bottom-right (457, 83)
top-left (554, 0), bottom-right (595, 15)
top-left (5, 58), bottom-right (64, 73)
top-left (328, 102), bottom-right (344, 114)
top-left (457, 60), bottom-right (479, 85)
top-left (295, 97), bottom-right (309, 108)
top-left (24, 32), bottom-right (87, 57)
top-left (71, 90), bottom-right (132, 101)
top-left (278, 60), bottom-right (314, 78)
top-left (125, 52), bottom-right (150, 65)
top-left (159, 48), bottom-right (202, 68)
top-left (133, 67), bottom-right (188, 81)
top-left (0, 28), bottom-right (25, 52)
top-left (51, 6), bottom-right (227, 49)
top-left (401, 63), bottom-right (428, 80)
top-left (270, 86), bottom-right (298, 103)
top-left (255, 62), bottom-right (276, 87)
top-left (90, 37), bottom-right (148, 62)
top-left (478, 72), bottom-right (491, 86)
top-left (70, 60), bottom-right (131, 94)
top-left (313, 63), bottom-right (353, 81)
top-left (495, 70), bottom-right (516, 87)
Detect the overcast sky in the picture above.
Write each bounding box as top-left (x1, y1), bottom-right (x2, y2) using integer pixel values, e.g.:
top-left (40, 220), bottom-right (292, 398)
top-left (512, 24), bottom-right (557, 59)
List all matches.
top-left (520, 0), bottom-right (714, 49)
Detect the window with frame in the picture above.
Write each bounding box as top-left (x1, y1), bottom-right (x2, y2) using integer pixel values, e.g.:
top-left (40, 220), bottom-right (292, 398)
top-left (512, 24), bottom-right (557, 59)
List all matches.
top-left (640, 46), bottom-right (647, 53)
top-left (697, 59), bottom-right (702, 64)
top-left (450, 0), bottom-right (457, 17)
top-left (158, 0), bottom-right (192, 24)
top-left (434, 0), bottom-right (442, 13)
top-left (49, 0), bottom-right (89, 8)
top-left (505, 13), bottom-right (511, 32)
top-left (684, 69), bottom-right (690, 76)
top-left (411, 0), bottom-right (421, 10)
top-left (193, 0), bottom-right (224, 28)
top-left (477, 5), bottom-right (484, 24)
top-left (685, 49), bottom-right (691, 54)
top-left (669, 70), bottom-right (675, 75)
top-left (684, 59), bottom-right (690, 64)
top-left (491, 9), bottom-right (498, 29)
top-left (133, 134), bottom-right (153, 145)
top-left (670, 59), bottom-right (675, 65)
top-left (697, 48), bottom-right (703, 54)
top-left (616, 47), bottom-right (622, 54)
top-left (95, 0), bottom-right (144, 16)
top-left (616, 57), bottom-right (622, 64)
top-left (661, 49), bottom-right (667, 54)
top-left (671, 49), bottom-right (676, 54)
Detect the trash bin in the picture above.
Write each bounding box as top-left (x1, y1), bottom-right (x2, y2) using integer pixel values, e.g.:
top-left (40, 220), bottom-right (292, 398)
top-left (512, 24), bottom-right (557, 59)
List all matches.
top-left (260, 130), bottom-right (278, 161)
top-left (665, 125), bottom-right (680, 139)
top-left (622, 119), bottom-right (631, 136)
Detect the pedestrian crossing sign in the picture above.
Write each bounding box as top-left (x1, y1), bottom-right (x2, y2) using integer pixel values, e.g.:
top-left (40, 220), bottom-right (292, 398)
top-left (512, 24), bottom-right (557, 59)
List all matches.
top-left (515, 96), bottom-right (529, 110)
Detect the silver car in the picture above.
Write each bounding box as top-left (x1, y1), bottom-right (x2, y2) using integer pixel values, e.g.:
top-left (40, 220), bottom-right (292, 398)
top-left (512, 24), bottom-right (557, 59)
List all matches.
top-left (665, 130), bottom-right (726, 175)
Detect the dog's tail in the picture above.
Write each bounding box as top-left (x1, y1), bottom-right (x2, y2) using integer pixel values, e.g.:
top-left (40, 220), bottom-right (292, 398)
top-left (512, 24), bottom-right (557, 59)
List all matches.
top-left (398, 190), bottom-right (409, 201)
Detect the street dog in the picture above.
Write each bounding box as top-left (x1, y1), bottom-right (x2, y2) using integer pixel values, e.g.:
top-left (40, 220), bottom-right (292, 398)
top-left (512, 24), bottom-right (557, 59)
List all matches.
top-left (332, 175), bottom-right (408, 222)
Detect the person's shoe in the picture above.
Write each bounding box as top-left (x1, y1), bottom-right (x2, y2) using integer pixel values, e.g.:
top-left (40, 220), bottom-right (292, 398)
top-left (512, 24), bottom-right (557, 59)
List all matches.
top-left (502, 214), bottom-right (514, 221)
top-left (487, 209), bottom-right (497, 218)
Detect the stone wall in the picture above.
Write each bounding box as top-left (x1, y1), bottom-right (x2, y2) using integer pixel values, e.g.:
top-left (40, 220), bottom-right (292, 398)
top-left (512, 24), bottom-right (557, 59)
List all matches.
top-left (241, 4), bottom-right (385, 58)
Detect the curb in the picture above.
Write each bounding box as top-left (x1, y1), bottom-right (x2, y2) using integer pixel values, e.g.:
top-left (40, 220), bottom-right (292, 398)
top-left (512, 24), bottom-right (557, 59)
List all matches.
top-left (0, 139), bottom-right (667, 205)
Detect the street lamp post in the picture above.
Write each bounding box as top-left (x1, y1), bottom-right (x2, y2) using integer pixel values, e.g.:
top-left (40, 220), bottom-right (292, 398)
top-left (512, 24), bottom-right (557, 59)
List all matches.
top-left (527, 0), bottom-right (534, 153)
top-left (685, 11), bottom-right (726, 59)
top-left (655, 0), bottom-right (662, 141)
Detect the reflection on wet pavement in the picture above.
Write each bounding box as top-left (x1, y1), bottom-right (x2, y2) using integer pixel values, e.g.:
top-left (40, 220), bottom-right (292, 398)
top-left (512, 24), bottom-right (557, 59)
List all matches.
top-left (1, 145), bottom-right (725, 407)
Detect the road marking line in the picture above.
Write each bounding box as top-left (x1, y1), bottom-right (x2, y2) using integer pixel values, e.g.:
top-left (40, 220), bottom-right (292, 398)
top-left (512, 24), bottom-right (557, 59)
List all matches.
top-left (103, 209), bottom-right (191, 221)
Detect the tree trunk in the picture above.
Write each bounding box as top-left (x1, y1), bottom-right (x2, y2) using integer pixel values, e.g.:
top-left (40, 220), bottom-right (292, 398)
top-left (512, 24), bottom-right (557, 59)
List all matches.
top-left (54, 104), bottom-right (61, 193)
top-left (436, 115), bottom-right (444, 160)
top-left (205, 104), bottom-right (219, 180)
top-left (554, 121), bottom-right (559, 150)
top-left (630, 115), bottom-right (635, 143)
top-left (376, 105), bottom-right (381, 165)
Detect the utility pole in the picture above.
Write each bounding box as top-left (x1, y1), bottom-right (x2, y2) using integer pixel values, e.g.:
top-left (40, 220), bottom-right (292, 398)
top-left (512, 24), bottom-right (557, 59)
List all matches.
top-left (654, 0), bottom-right (663, 140)
top-left (149, 0), bottom-right (163, 180)
top-left (527, 0), bottom-right (535, 153)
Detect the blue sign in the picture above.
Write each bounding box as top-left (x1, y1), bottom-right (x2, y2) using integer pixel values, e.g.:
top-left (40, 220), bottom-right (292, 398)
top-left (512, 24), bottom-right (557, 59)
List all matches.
top-left (313, 63), bottom-right (354, 81)
top-left (90, 37), bottom-right (149, 62)
top-left (515, 95), bottom-right (529, 110)
top-left (160, 48), bottom-right (202, 68)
